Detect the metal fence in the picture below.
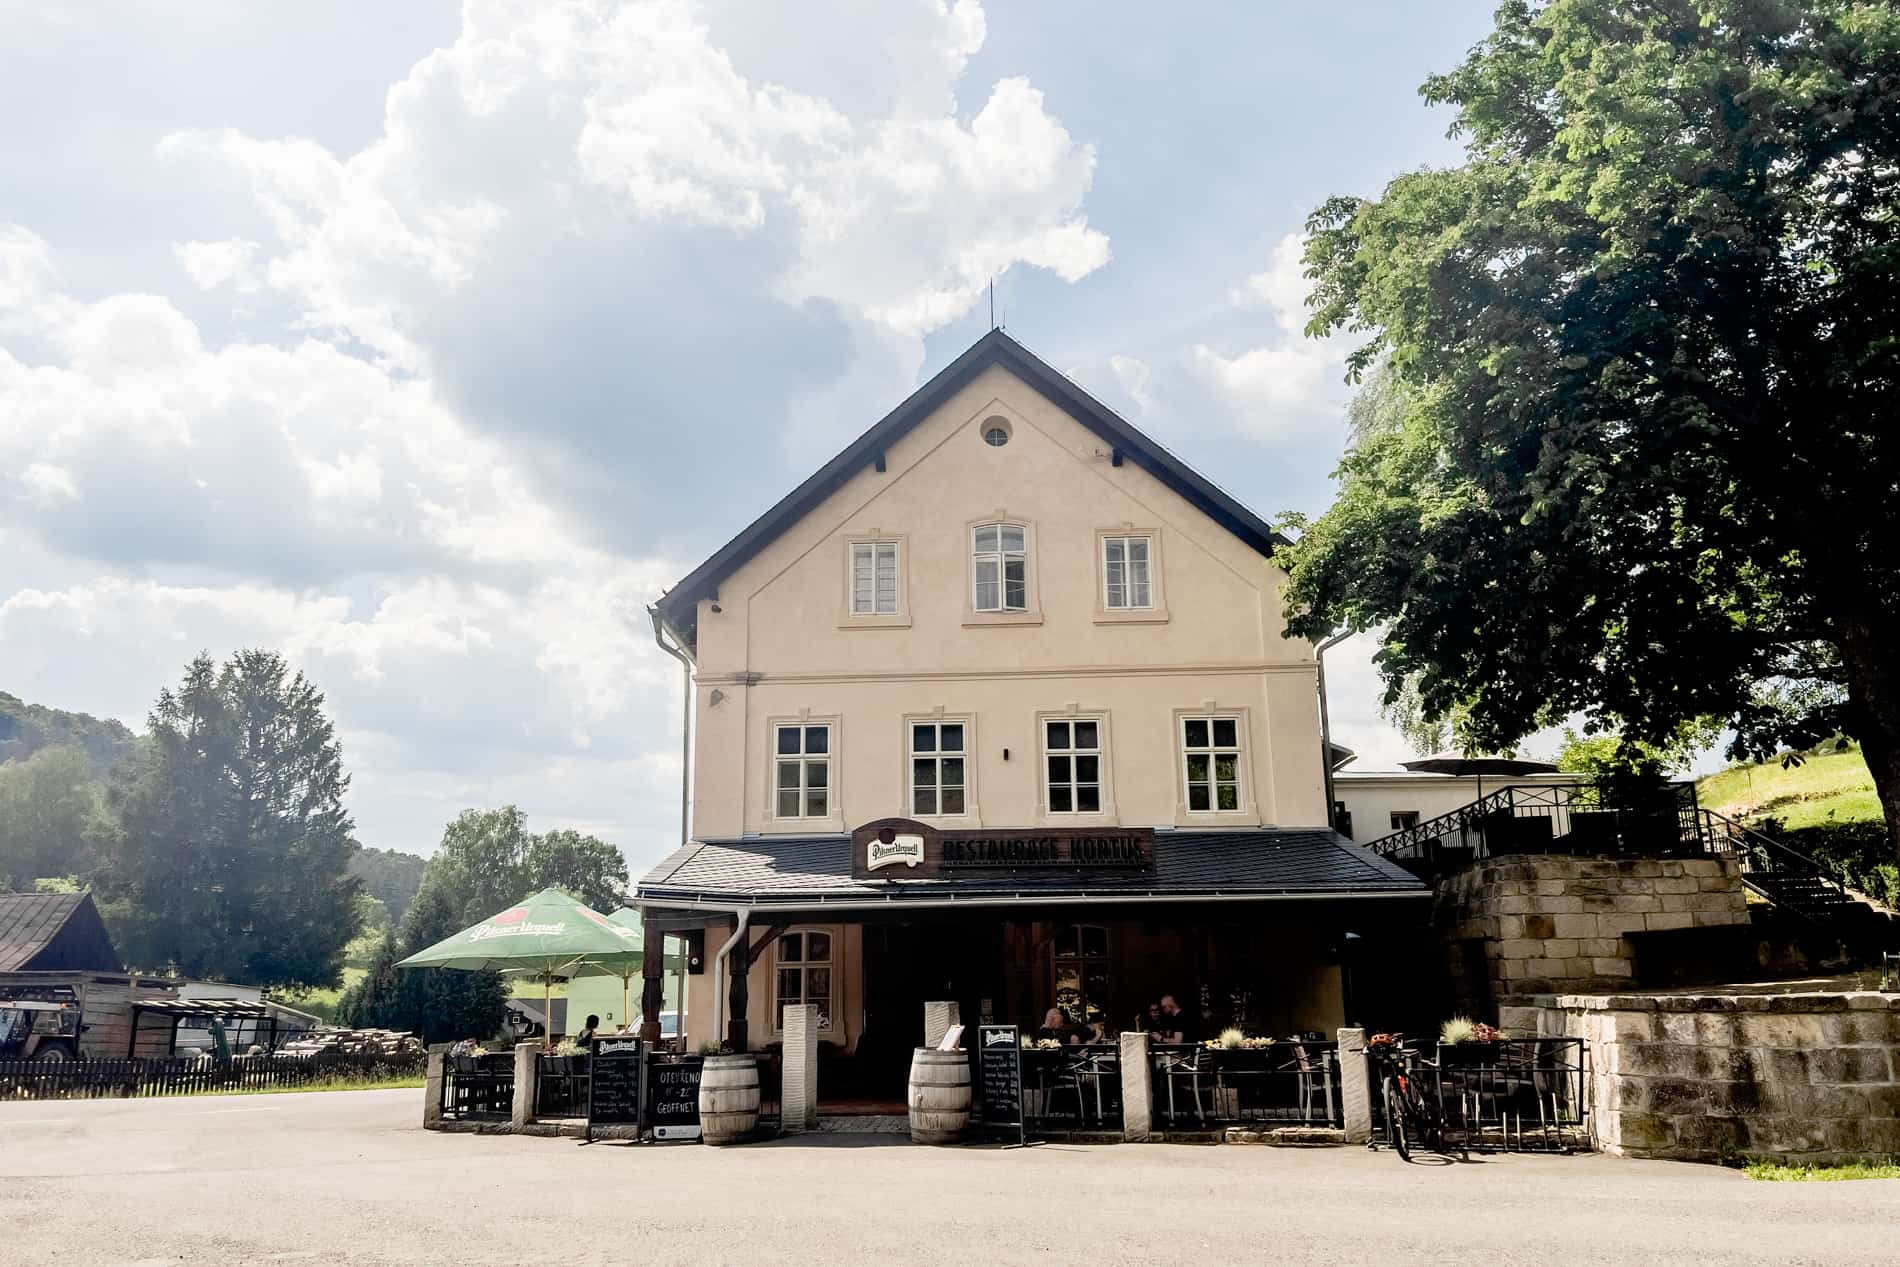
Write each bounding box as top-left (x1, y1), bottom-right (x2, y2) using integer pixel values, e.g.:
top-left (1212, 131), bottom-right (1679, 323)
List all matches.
top-left (1150, 1041), bottom-right (1343, 1129)
top-left (2, 1051), bottom-right (426, 1101)
top-left (1021, 1044), bottom-right (1123, 1132)
top-left (1369, 1038), bottom-right (1588, 1153)
top-left (1369, 781), bottom-right (1703, 875)
top-left (442, 1052), bottom-right (515, 1120)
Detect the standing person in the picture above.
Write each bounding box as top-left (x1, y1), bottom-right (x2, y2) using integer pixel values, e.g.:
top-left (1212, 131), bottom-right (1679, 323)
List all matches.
top-left (574, 1014), bottom-right (600, 1052)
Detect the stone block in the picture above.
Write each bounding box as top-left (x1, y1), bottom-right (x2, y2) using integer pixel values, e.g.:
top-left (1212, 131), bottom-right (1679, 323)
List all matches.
top-left (1807, 1047), bottom-right (1893, 1085)
top-left (1696, 1015), bottom-right (1739, 1047)
top-left (1497, 915), bottom-right (1524, 940)
top-left (1496, 895), bottom-right (1534, 915)
top-left (1645, 912), bottom-right (1694, 932)
top-left (1698, 874), bottom-right (1738, 892)
top-left (1757, 1047), bottom-right (1811, 1085)
top-left (1659, 861), bottom-right (1686, 879)
top-left (1499, 939), bottom-right (1544, 959)
top-left (1657, 894), bottom-right (1690, 913)
top-left (1615, 1111), bottom-right (1678, 1152)
top-left (1613, 895), bottom-right (1660, 913)
top-left (1119, 1031), bottom-right (1152, 1142)
top-left (1599, 915), bottom-right (1649, 937)
top-left (1553, 914), bottom-right (1599, 939)
top-left (1540, 895), bottom-right (1585, 914)
top-left (1651, 877), bottom-right (1699, 895)
top-left (1685, 892), bottom-right (1735, 913)
top-left (1336, 1028), bottom-right (1371, 1145)
top-left (1581, 938), bottom-right (1623, 957)
top-left (1580, 894), bottom-right (1617, 913)
top-left (1629, 860), bottom-right (1663, 878)
top-left (1523, 914), bottom-right (1556, 940)
top-left (1693, 910), bottom-right (1742, 928)
top-left (1739, 1014), bottom-right (1828, 1048)
top-left (1528, 958), bottom-right (1572, 977)
top-left (1541, 938), bottom-right (1580, 959)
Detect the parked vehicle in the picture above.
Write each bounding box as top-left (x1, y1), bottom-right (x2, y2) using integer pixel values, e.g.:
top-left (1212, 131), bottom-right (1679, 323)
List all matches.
top-left (0, 988), bottom-right (83, 1061)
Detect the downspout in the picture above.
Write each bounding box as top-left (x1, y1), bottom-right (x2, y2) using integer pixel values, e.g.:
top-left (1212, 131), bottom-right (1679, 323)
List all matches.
top-left (649, 603), bottom-right (695, 1043)
top-left (711, 909), bottom-right (749, 1051)
top-left (1315, 630), bottom-right (1353, 830)
top-left (647, 605), bottom-right (693, 850)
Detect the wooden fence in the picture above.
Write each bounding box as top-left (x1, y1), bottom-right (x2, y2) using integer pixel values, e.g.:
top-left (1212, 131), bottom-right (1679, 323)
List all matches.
top-left (0, 1051), bottom-right (426, 1100)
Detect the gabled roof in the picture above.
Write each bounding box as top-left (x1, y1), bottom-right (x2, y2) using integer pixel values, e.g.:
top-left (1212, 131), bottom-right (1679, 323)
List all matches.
top-left (635, 828), bottom-right (1426, 909)
top-left (0, 892), bottom-right (121, 972)
top-left (652, 329), bottom-right (1291, 650)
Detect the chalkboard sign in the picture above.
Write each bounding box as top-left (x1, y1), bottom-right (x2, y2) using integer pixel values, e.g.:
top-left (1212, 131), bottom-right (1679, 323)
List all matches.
top-left (977, 1024), bottom-right (1027, 1147)
top-left (649, 1055), bottom-right (704, 1141)
top-left (585, 1038), bottom-right (643, 1142)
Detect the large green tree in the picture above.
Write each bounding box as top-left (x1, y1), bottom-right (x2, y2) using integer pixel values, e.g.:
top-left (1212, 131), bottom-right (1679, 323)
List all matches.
top-left (1282, 0), bottom-right (1900, 861)
top-left (97, 651), bottom-right (361, 988)
top-left (0, 746), bottom-right (112, 887)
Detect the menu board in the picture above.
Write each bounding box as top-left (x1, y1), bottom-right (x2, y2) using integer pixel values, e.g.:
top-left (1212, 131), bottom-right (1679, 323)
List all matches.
top-left (977, 1025), bottom-right (1027, 1147)
top-left (585, 1038), bottom-right (643, 1141)
top-left (649, 1055), bottom-right (704, 1141)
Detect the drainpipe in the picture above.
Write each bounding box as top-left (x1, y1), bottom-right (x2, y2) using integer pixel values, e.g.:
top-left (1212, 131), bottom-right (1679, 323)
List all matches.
top-left (711, 909), bottom-right (749, 1051)
top-left (647, 605), bottom-right (693, 850)
top-left (1315, 630), bottom-right (1353, 831)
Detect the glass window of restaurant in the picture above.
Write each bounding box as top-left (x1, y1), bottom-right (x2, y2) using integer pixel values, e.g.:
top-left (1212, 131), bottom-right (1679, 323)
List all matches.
top-left (1052, 923), bottom-right (1110, 1027)
top-left (775, 930), bottom-right (833, 1032)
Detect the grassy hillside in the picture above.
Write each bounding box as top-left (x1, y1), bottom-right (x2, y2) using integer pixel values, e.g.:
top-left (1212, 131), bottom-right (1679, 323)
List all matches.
top-left (1698, 747), bottom-right (1881, 830)
top-left (0, 689), bottom-right (140, 776)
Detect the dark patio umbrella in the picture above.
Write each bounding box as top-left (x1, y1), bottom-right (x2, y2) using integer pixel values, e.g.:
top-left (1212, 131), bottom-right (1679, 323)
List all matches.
top-left (1399, 752), bottom-right (1560, 804)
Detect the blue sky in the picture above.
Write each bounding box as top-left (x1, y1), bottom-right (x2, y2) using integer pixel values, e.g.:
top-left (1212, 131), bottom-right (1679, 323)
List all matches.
top-left (0, 0), bottom-right (1516, 868)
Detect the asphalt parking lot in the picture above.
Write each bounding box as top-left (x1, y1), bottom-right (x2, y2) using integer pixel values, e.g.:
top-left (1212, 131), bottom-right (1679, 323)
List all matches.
top-left (4, 1089), bottom-right (1897, 1266)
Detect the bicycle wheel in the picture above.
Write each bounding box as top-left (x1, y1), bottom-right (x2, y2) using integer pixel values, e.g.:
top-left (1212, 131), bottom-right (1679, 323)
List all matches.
top-left (1382, 1075), bottom-right (1412, 1163)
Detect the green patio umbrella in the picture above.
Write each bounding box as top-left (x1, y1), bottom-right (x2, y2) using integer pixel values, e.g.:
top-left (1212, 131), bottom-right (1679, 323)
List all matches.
top-left (565, 907), bottom-right (649, 1034)
top-left (396, 888), bottom-right (642, 1047)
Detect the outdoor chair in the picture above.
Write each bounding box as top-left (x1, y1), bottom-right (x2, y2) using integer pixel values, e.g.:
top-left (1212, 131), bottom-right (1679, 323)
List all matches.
top-left (1289, 1044), bottom-right (1336, 1124)
top-left (1155, 1047), bottom-right (1214, 1126)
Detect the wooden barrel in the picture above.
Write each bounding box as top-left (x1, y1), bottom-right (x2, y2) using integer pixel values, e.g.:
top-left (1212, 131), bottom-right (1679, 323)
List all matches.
top-left (698, 1054), bottom-right (760, 1145)
top-left (908, 1048), bottom-right (971, 1144)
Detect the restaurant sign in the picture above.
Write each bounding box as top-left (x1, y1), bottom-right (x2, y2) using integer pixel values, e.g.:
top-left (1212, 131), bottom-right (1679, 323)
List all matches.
top-left (850, 818), bottom-right (1155, 880)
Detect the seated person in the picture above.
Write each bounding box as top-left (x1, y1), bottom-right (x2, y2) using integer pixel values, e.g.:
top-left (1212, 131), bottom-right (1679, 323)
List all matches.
top-left (1034, 1008), bottom-right (1068, 1043)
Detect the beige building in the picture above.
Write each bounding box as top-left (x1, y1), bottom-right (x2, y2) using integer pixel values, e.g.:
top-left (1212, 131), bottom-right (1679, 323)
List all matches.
top-left (635, 331), bottom-right (1425, 1104)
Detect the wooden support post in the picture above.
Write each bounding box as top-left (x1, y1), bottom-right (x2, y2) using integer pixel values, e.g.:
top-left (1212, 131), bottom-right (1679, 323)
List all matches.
top-left (639, 914), bottom-right (665, 1043)
top-left (727, 929), bottom-right (750, 1052)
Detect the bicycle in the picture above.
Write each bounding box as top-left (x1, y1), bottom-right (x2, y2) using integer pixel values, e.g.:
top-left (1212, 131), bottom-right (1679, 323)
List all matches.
top-left (1367, 1036), bottom-right (1464, 1162)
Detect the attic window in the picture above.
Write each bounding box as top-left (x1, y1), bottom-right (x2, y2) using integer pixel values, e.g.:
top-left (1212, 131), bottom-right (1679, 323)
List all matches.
top-left (982, 418), bottom-right (1011, 447)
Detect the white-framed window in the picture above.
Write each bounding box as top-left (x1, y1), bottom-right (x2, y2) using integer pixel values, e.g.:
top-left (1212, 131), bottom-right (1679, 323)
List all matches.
top-left (1181, 716), bottom-right (1243, 813)
top-left (1102, 535), bottom-right (1153, 609)
top-left (909, 720), bottom-right (967, 816)
top-left (1052, 924), bottom-right (1110, 1026)
top-left (850, 540), bottom-right (899, 615)
top-left (1044, 718), bottom-right (1103, 814)
top-left (773, 724), bottom-right (831, 819)
top-left (971, 522), bottom-right (1027, 612)
top-left (774, 929), bottom-right (832, 1033)
top-left (1390, 810), bottom-right (1420, 831)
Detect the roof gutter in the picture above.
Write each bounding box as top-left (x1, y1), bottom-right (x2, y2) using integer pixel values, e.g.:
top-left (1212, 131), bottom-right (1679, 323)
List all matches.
top-left (634, 889), bottom-right (1427, 915)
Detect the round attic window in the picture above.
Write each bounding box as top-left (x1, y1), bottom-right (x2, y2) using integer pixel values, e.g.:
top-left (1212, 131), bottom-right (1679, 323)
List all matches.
top-left (982, 418), bottom-right (1011, 447)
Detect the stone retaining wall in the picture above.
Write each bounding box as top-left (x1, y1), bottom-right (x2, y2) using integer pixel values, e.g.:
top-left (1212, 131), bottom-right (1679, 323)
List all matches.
top-left (1439, 855), bottom-right (1749, 1001)
top-left (1506, 989), bottom-right (1900, 1162)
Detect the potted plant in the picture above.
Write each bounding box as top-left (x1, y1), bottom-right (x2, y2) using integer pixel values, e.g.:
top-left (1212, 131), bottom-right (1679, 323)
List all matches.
top-left (1438, 1017), bottom-right (1504, 1065)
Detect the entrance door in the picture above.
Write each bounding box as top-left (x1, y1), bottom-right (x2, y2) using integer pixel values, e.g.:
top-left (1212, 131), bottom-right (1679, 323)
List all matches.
top-left (857, 921), bottom-right (1003, 1098)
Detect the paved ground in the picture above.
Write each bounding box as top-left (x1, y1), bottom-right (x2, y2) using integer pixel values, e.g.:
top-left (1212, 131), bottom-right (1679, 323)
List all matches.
top-left (5, 1090), bottom-right (1898, 1266)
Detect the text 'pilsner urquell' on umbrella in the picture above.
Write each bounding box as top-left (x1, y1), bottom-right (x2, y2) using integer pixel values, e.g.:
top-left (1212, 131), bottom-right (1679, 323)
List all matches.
top-left (395, 888), bottom-right (642, 1048)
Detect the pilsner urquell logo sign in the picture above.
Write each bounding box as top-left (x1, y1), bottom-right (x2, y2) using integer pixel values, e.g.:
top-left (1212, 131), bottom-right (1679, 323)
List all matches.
top-left (469, 908), bottom-right (569, 942)
top-left (866, 826), bottom-right (925, 871)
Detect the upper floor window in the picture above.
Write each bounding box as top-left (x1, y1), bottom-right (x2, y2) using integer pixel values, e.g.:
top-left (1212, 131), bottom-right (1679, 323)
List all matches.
top-left (972, 522), bottom-right (1027, 612)
top-left (1102, 535), bottom-right (1153, 609)
top-left (774, 724), bottom-right (831, 819)
top-left (1044, 718), bottom-right (1103, 814)
top-left (1389, 810), bottom-right (1420, 831)
top-left (1181, 716), bottom-right (1242, 812)
top-left (909, 721), bottom-right (967, 816)
top-left (851, 541), bottom-right (899, 615)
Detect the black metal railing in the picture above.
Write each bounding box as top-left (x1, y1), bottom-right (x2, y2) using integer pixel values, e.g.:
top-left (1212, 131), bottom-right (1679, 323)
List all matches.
top-left (442, 1052), bottom-right (515, 1120)
top-left (1368, 1038), bottom-right (1587, 1154)
top-left (1020, 1044), bottom-right (1122, 1132)
top-left (1694, 808), bottom-right (1868, 923)
top-left (1433, 1038), bottom-right (1586, 1153)
top-left (1367, 781), bottom-right (1703, 872)
top-left (534, 1053), bottom-right (590, 1118)
top-left (1150, 1041), bottom-right (1343, 1129)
